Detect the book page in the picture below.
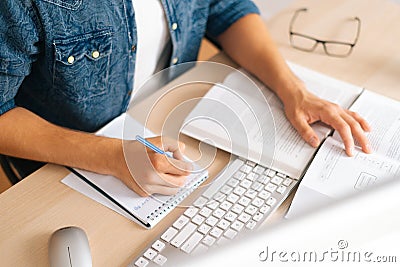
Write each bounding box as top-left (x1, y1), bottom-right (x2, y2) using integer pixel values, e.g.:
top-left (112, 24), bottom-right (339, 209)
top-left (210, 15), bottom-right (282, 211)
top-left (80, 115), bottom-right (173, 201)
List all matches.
top-left (183, 63), bottom-right (363, 178)
top-left (286, 137), bottom-right (400, 218)
top-left (333, 90), bottom-right (400, 161)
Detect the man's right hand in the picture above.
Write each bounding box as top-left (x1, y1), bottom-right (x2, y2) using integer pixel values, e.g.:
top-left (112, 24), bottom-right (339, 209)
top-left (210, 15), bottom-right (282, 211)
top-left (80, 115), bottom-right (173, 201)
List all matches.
top-left (115, 136), bottom-right (193, 196)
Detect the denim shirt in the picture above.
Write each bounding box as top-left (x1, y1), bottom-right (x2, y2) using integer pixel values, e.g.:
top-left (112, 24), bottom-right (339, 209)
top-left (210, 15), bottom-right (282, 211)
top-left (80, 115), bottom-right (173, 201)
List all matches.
top-left (0, 0), bottom-right (259, 132)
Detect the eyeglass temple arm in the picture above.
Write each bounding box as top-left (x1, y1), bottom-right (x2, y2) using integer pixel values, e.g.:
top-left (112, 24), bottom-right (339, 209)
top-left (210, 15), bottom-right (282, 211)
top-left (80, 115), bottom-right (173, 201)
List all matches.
top-left (289, 8), bottom-right (308, 33)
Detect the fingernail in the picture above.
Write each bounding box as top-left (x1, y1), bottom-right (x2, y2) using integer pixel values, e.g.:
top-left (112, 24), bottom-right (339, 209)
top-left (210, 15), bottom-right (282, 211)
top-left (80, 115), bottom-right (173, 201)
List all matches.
top-left (308, 137), bottom-right (319, 147)
top-left (366, 143), bottom-right (372, 153)
top-left (348, 146), bottom-right (354, 157)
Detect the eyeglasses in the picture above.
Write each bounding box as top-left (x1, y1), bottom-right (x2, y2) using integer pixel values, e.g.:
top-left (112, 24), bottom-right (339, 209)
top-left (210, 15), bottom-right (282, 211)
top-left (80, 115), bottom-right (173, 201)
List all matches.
top-left (289, 8), bottom-right (361, 57)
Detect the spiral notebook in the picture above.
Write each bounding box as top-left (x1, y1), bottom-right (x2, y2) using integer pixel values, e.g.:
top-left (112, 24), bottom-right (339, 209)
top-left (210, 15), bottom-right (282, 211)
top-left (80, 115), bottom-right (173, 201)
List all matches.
top-left (62, 113), bottom-right (208, 228)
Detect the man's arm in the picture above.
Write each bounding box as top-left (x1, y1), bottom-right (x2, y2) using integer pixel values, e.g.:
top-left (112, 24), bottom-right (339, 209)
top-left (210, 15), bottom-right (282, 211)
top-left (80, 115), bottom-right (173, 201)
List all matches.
top-left (217, 14), bottom-right (371, 156)
top-left (0, 107), bottom-right (191, 196)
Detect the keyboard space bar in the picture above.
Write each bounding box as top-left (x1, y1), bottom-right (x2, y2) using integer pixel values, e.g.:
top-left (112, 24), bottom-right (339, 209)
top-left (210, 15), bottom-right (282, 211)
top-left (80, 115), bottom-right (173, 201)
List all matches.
top-left (202, 158), bottom-right (244, 199)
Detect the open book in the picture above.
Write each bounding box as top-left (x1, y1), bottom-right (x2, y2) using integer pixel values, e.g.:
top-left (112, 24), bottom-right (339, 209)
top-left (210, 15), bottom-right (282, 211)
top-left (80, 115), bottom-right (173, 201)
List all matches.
top-left (62, 114), bottom-right (208, 228)
top-left (286, 90), bottom-right (400, 218)
top-left (182, 62), bottom-right (362, 179)
top-left (182, 62), bottom-right (399, 218)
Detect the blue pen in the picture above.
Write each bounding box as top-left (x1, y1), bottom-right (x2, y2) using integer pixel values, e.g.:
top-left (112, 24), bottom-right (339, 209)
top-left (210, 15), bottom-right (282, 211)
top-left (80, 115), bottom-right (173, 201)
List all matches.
top-left (135, 135), bottom-right (173, 158)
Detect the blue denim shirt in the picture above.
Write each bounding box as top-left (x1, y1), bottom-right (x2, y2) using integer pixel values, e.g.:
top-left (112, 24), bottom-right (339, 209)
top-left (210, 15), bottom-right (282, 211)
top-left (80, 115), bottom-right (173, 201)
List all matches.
top-left (0, 0), bottom-right (259, 132)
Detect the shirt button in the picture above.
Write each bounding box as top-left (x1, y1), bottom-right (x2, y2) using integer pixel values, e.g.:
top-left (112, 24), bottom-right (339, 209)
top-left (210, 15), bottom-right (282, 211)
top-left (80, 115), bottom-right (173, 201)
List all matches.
top-left (67, 56), bottom-right (75, 64)
top-left (171, 23), bottom-right (178, 31)
top-left (92, 51), bottom-right (100, 59)
top-left (131, 45), bottom-right (136, 52)
top-left (172, 57), bottom-right (178, 64)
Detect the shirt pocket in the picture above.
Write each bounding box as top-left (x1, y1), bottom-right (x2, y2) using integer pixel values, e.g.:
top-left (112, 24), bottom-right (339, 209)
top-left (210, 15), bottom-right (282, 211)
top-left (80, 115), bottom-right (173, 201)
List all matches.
top-left (53, 28), bottom-right (113, 101)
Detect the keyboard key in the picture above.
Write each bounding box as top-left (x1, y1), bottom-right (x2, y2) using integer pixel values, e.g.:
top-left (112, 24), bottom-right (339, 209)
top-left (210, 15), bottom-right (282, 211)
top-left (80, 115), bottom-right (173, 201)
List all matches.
top-left (259, 204), bottom-right (271, 214)
top-left (246, 220), bottom-right (257, 230)
top-left (206, 201), bottom-right (219, 210)
top-left (265, 183), bottom-right (277, 193)
top-left (213, 208), bottom-right (226, 219)
top-left (246, 160), bottom-right (256, 167)
top-left (181, 232), bottom-right (203, 254)
top-left (283, 177), bottom-right (293, 186)
top-left (257, 175), bottom-right (271, 185)
top-left (245, 205), bottom-right (257, 215)
top-left (213, 192), bottom-right (226, 202)
top-left (217, 219), bottom-right (230, 230)
top-left (171, 223), bottom-right (197, 248)
top-left (277, 185), bottom-right (287, 194)
top-left (173, 215), bottom-right (189, 230)
top-left (253, 212), bottom-right (264, 222)
top-left (271, 176), bottom-right (283, 185)
top-left (244, 189), bottom-right (257, 199)
top-left (220, 201), bottom-right (232, 211)
top-left (258, 190), bottom-right (271, 200)
top-left (192, 214), bottom-right (205, 225)
top-left (161, 227), bottom-right (178, 243)
top-left (251, 181), bottom-right (263, 191)
top-left (198, 207), bottom-right (211, 218)
top-left (135, 257), bottom-right (149, 267)
top-left (233, 186), bottom-right (246, 196)
top-left (210, 227), bottom-right (223, 238)
top-left (252, 197), bottom-right (264, 208)
top-left (238, 196), bottom-right (251, 206)
top-left (240, 179), bottom-right (252, 189)
top-left (238, 213), bottom-right (251, 223)
top-left (205, 216), bottom-right (218, 227)
top-left (153, 254), bottom-right (167, 266)
top-left (265, 169), bottom-right (276, 177)
top-left (231, 220), bottom-right (244, 232)
top-left (143, 248), bottom-right (157, 260)
top-left (254, 165), bottom-right (265, 174)
top-left (240, 165), bottom-right (253, 174)
top-left (224, 228), bottom-right (237, 239)
top-left (227, 178), bottom-right (240, 187)
top-left (276, 172), bottom-right (286, 178)
top-left (224, 211), bottom-right (237, 222)
top-left (231, 204), bottom-right (245, 214)
top-left (198, 224), bottom-right (211, 235)
top-left (246, 172), bottom-right (259, 181)
top-left (184, 207), bottom-right (199, 218)
top-left (202, 159), bottom-right (244, 199)
top-left (202, 235), bottom-right (216, 246)
top-left (193, 196), bottom-right (208, 207)
top-left (266, 197), bottom-right (277, 206)
top-left (152, 240), bottom-right (165, 252)
top-left (233, 171), bottom-right (246, 181)
top-left (220, 185), bottom-right (233, 195)
top-left (226, 193), bottom-right (240, 204)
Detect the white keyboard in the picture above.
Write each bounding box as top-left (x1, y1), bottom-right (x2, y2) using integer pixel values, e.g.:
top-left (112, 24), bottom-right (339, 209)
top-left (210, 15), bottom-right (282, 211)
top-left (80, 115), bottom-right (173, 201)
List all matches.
top-left (129, 158), bottom-right (299, 267)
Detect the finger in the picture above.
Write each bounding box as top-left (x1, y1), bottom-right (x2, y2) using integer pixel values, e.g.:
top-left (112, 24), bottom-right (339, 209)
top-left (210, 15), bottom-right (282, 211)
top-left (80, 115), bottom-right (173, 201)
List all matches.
top-left (290, 116), bottom-right (320, 147)
top-left (150, 137), bottom-right (186, 160)
top-left (324, 114), bottom-right (354, 156)
top-left (158, 173), bottom-right (187, 187)
top-left (342, 113), bottom-right (372, 154)
top-left (152, 154), bottom-right (193, 175)
top-left (346, 110), bottom-right (371, 132)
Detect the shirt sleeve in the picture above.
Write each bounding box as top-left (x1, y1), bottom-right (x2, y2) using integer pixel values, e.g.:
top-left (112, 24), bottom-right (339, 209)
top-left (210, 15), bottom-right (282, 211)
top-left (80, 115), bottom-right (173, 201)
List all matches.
top-left (0, 1), bottom-right (41, 115)
top-left (206, 0), bottom-right (260, 40)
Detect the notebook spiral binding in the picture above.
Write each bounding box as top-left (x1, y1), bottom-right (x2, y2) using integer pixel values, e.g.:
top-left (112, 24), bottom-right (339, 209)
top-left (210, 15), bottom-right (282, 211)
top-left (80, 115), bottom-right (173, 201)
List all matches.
top-left (147, 173), bottom-right (208, 222)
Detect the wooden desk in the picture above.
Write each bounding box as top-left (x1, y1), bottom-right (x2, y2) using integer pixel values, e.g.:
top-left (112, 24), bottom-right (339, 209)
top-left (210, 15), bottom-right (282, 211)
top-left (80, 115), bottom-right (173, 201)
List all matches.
top-left (1, 0), bottom-right (400, 266)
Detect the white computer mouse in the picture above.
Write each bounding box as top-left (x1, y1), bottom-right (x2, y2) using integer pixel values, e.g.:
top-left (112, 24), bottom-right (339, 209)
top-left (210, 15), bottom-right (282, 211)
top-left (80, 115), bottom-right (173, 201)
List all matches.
top-left (48, 226), bottom-right (93, 267)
